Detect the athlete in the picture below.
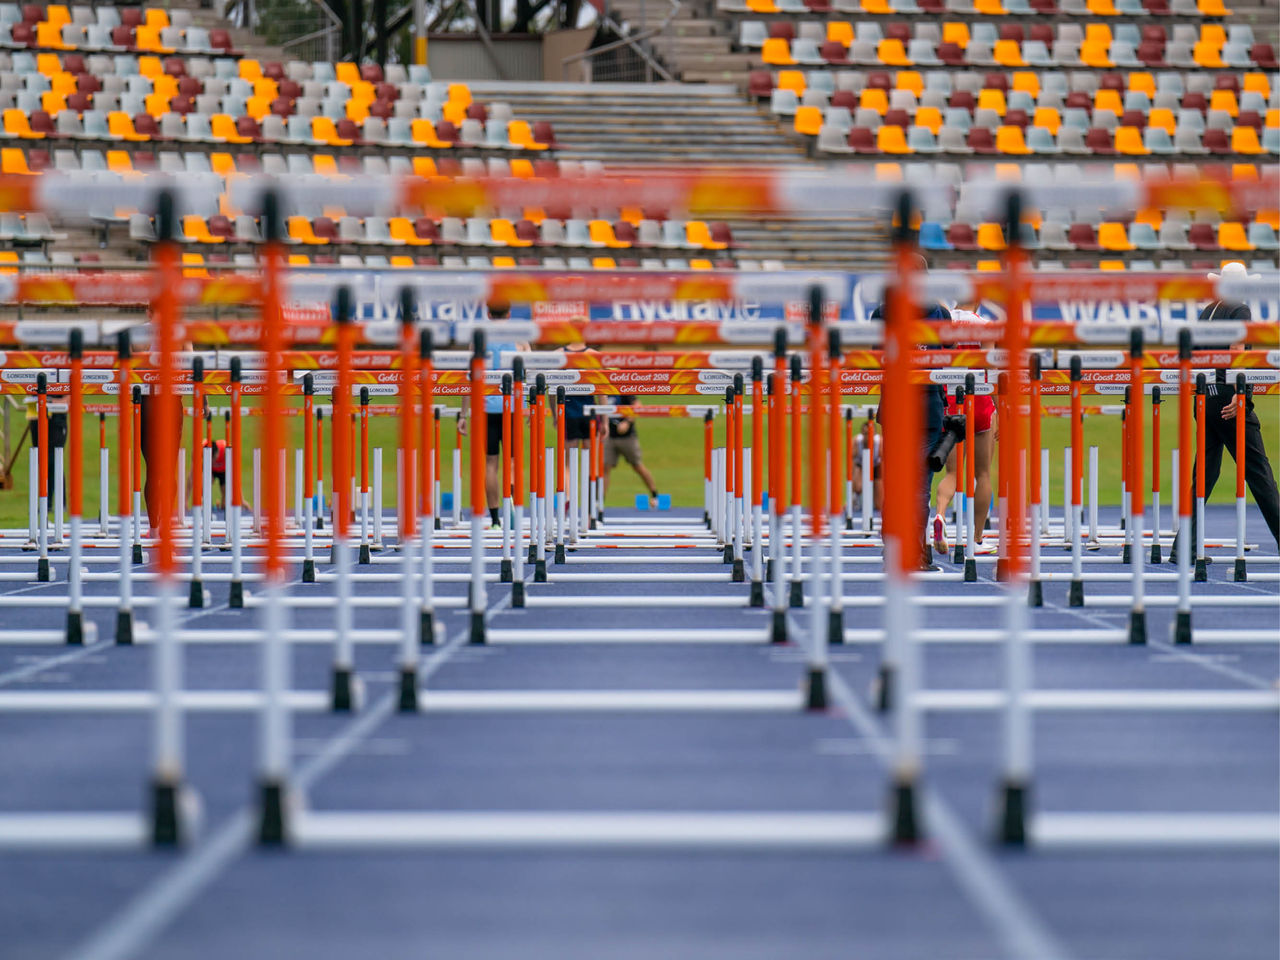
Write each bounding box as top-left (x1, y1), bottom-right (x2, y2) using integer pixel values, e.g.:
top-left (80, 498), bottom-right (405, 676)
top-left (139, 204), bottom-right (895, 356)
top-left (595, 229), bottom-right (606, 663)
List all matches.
top-left (603, 396), bottom-right (660, 507)
top-left (931, 306), bottom-right (998, 556)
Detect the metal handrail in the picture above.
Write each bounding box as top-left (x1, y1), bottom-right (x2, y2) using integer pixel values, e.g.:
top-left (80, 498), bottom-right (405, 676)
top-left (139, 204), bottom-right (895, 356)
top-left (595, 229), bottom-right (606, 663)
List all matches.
top-left (562, 0), bottom-right (682, 82)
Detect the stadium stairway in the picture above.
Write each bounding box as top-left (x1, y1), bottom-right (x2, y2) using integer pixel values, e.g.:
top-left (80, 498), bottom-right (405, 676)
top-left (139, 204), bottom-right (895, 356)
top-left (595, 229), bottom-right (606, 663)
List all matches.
top-left (471, 82), bottom-right (806, 164)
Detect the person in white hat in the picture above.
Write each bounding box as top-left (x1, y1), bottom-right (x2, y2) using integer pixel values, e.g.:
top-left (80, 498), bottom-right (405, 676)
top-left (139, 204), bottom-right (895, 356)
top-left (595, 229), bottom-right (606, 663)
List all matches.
top-left (1177, 261), bottom-right (1279, 557)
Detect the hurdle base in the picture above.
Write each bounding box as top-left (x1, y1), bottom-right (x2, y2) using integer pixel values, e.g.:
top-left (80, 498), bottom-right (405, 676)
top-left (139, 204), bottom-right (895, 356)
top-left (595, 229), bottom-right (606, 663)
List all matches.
top-left (499, 558), bottom-right (513, 583)
top-left (722, 543), bottom-right (733, 564)
top-left (789, 580), bottom-right (804, 608)
top-left (228, 580), bottom-right (244, 609)
top-left (770, 609), bottom-right (788, 644)
top-left (765, 558), bottom-right (773, 581)
top-left (527, 543), bottom-right (537, 563)
top-left (963, 558), bottom-right (976, 583)
top-left (1173, 610), bottom-right (1193, 645)
top-left (952, 542), bottom-right (964, 565)
top-left (1128, 610), bottom-right (1147, 646)
top-left (469, 611), bottom-right (486, 645)
top-left (331, 667), bottom-right (356, 712)
top-left (804, 667), bottom-right (827, 711)
top-left (36, 557), bottom-right (50, 582)
top-left (1121, 543), bottom-right (1131, 565)
top-left (874, 664), bottom-right (893, 713)
top-left (994, 558), bottom-right (1008, 583)
top-left (301, 559), bottom-right (316, 584)
top-left (1027, 580), bottom-right (1043, 608)
top-left (358, 543), bottom-right (371, 565)
top-left (1068, 579), bottom-right (1084, 607)
top-left (398, 667), bottom-right (418, 712)
top-left (731, 558), bottom-right (745, 583)
top-left (996, 779), bottom-right (1029, 846)
top-left (65, 610), bottom-right (84, 646)
top-left (150, 778), bottom-right (189, 847)
top-left (749, 580), bottom-right (764, 607)
top-left (115, 609), bottom-right (134, 645)
top-left (534, 559), bottom-right (547, 582)
top-left (511, 580), bottom-right (525, 608)
top-left (1150, 542), bottom-right (1162, 565)
top-left (828, 608), bottom-right (844, 645)
top-left (889, 777), bottom-right (922, 845)
top-left (434, 517), bottom-right (442, 531)
top-left (187, 580), bottom-right (205, 609)
top-left (132, 543), bottom-right (144, 564)
top-left (419, 609), bottom-right (435, 645)
top-left (257, 778), bottom-right (290, 847)
top-left (1194, 558), bottom-right (1207, 582)
top-left (1234, 559), bottom-right (1247, 582)
top-left (845, 516), bottom-right (853, 531)
top-left (554, 543), bottom-right (566, 564)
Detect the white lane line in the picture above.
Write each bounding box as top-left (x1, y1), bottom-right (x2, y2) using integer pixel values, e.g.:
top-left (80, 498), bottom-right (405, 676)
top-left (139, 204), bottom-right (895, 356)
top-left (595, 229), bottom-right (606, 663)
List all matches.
top-left (65, 593), bottom-right (493, 960)
top-left (822, 668), bottom-right (1073, 960)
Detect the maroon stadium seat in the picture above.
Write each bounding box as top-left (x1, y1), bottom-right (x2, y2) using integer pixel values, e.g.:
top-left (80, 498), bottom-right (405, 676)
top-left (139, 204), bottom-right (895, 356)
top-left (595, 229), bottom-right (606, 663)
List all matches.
top-left (1187, 223), bottom-right (1218, 250)
top-left (1098, 74), bottom-right (1123, 92)
top-left (209, 29), bottom-right (234, 53)
top-left (1029, 24), bottom-right (1053, 44)
top-left (63, 54), bottom-right (85, 75)
top-left (885, 23), bottom-right (910, 42)
top-left (709, 222), bottom-right (733, 246)
top-left (946, 223), bottom-right (977, 250)
top-left (20, 4), bottom-right (42, 24)
top-left (1120, 109), bottom-right (1146, 129)
top-left (375, 82), bottom-right (399, 102)
top-left (1140, 25), bottom-right (1165, 44)
top-left (748, 71), bottom-right (773, 99)
top-left (613, 221), bottom-right (638, 245)
top-left (235, 116), bottom-right (261, 141)
top-left (163, 57), bottom-right (186, 77)
top-left (867, 71), bottom-right (891, 90)
top-left (269, 96), bottom-right (293, 117)
top-left (1067, 224), bottom-right (1100, 250)
top-left (1137, 42), bottom-right (1167, 67)
top-left (804, 0), bottom-right (832, 11)
top-left (278, 78), bottom-right (302, 100)
top-left (768, 22), bottom-right (795, 41)
top-left (1236, 110), bottom-right (1262, 131)
top-left (1065, 91), bottom-right (1092, 110)
top-left (1141, 0), bottom-right (1169, 13)
top-left (831, 90), bottom-right (856, 110)
top-left (821, 41), bottom-right (850, 65)
top-left (984, 72), bottom-right (1008, 92)
top-left (966, 127), bottom-right (997, 153)
top-left (414, 218), bottom-right (440, 243)
top-left (1182, 92), bottom-right (1207, 112)
top-left (76, 73), bottom-right (101, 95)
top-left (917, 0), bottom-right (943, 10)
top-left (1250, 43), bottom-right (1277, 69)
top-left (1214, 74), bottom-right (1240, 93)
top-left (26, 148), bottom-right (48, 172)
top-left (263, 62), bottom-right (285, 80)
top-left (169, 95), bottom-right (194, 115)
top-left (1083, 128), bottom-right (1114, 154)
top-left (1029, 0), bottom-right (1057, 11)
top-left (435, 156), bottom-right (462, 176)
top-left (434, 120), bottom-right (460, 145)
top-left (312, 217), bottom-right (338, 242)
top-left (133, 114), bottom-right (159, 138)
top-left (110, 25), bottom-right (135, 48)
top-left (9, 22), bottom-right (34, 45)
top-left (883, 109), bottom-right (910, 128)
top-left (846, 127), bottom-right (878, 153)
top-left (120, 8), bottom-right (144, 27)
top-left (1201, 128), bottom-right (1231, 154)
top-left (360, 64), bottom-right (383, 84)
top-left (1004, 109), bottom-right (1029, 128)
top-left (208, 215), bottom-right (233, 240)
top-left (28, 110), bottom-right (53, 136)
top-left (335, 118), bottom-right (361, 142)
top-left (532, 121), bottom-right (560, 148)
top-left (999, 24), bottom-right (1023, 41)
top-left (367, 99), bottom-right (393, 119)
top-left (466, 102), bottom-right (487, 123)
top-left (937, 42), bottom-right (965, 66)
top-left (66, 92), bottom-right (92, 112)
top-left (178, 75), bottom-right (203, 97)
top-left (950, 90), bottom-right (976, 110)
top-left (515, 220), bottom-right (540, 245)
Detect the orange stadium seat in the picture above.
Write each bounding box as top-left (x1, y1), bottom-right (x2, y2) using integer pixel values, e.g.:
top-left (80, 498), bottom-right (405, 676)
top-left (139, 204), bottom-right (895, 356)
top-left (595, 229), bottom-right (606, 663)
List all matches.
top-left (0, 251), bottom-right (18, 274)
top-left (1243, 73), bottom-right (1272, 100)
top-left (507, 120), bottom-right (548, 150)
top-left (876, 125), bottom-right (911, 153)
top-left (390, 217), bottom-right (432, 246)
top-left (827, 22), bottom-right (854, 46)
top-left (591, 257), bottom-right (617, 270)
top-left (1147, 109), bottom-right (1176, 135)
top-left (1098, 222), bottom-right (1135, 250)
top-left (896, 72), bottom-right (923, 98)
top-left (1099, 260), bottom-right (1126, 271)
top-left (793, 106), bottom-right (822, 136)
top-left (287, 217), bottom-right (327, 245)
top-left (3, 109), bottom-right (42, 139)
top-left (776, 71), bottom-right (805, 96)
top-left (976, 223), bottom-right (1006, 250)
top-left (1094, 89), bottom-right (1123, 116)
top-left (184, 216), bottom-right (225, 244)
top-left (1231, 126), bottom-right (1265, 154)
top-left (995, 125), bottom-right (1032, 154)
top-left (915, 107), bottom-right (943, 134)
top-left (1080, 42), bottom-right (1113, 68)
top-left (1012, 72), bottom-right (1039, 98)
top-left (108, 112), bottom-right (150, 142)
top-left (761, 38), bottom-right (794, 65)
top-left (994, 40), bottom-right (1024, 67)
top-left (1219, 222), bottom-right (1254, 251)
top-left (1115, 126), bottom-right (1149, 155)
top-left (977, 89), bottom-right (1007, 115)
top-left (491, 256), bottom-right (516, 269)
top-left (859, 88), bottom-right (888, 114)
top-left (1086, 0), bottom-right (1119, 13)
top-left (312, 116), bottom-right (352, 146)
top-left (877, 39), bottom-right (911, 66)
top-left (746, 0), bottom-right (780, 12)
top-left (1032, 107), bottom-right (1061, 135)
top-left (181, 253), bottom-right (209, 278)
top-left (1209, 90), bottom-right (1239, 117)
top-left (1, 147), bottom-right (33, 175)
top-left (1128, 73), bottom-right (1156, 98)
top-left (1193, 40), bottom-right (1226, 68)
top-left (942, 23), bottom-right (969, 49)
top-left (687, 221), bottom-right (727, 250)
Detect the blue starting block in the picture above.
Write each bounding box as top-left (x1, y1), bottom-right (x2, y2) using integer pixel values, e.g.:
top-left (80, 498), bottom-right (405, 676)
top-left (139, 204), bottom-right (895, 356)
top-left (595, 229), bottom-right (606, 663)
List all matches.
top-left (635, 494), bottom-right (672, 511)
top-left (441, 492), bottom-right (453, 511)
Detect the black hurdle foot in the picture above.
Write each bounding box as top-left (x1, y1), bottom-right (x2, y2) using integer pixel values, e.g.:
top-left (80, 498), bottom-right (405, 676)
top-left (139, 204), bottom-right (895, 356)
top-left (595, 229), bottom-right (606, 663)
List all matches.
top-left (469, 610), bottom-right (486, 645)
top-left (1150, 541), bottom-right (1162, 564)
top-left (511, 580), bottom-right (525, 608)
top-left (257, 778), bottom-right (288, 846)
top-left (1121, 543), bottom-right (1131, 565)
top-left (731, 558), bottom-right (745, 582)
top-left (1028, 580), bottom-right (1042, 608)
top-left (1173, 610), bottom-right (1193, 645)
top-left (1128, 610), bottom-right (1147, 645)
top-left (229, 580), bottom-right (244, 608)
top-left (187, 579), bottom-right (204, 608)
top-left (765, 557), bottom-right (773, 580)
top-left (398, 666), bottom-right (418, 712)
top-left (749, 580), bottom-right (764, 607)
top-left (1234, 558), bottom-right (1247, 582)
top-left (1068, 579), bottom-right (1084, 607)
top-left (996, 779), bottom-right (1029, 846)
top-left (115, 609), bottom-right (133, 645)
top-left (330, 666), bottom-right (355, 711)
top-left (789, 580), bottom-right (803, 607)
top-left (963, 558), bottom-right (977, 582)
top-left (890, 777), bottom-right (922, 845)
top-left (419, 609), bottom-right (435, 645)
top-left (722, 543), bottom-right (733, 563)
top-left (358, 543), bottom-right (371, 565)
top-left (499, 558), bottom-right (513, 583)
top-left (132, 543), bottom-right (144, 564)
top-left (874, 663), bottom-right (893, 713)
top-left (65, 610), bottom-right (84, 645)
top-left (828, 607), bottom-right (844, 644)
top-left (804, 667), bottom-right (827, 711)
top-left (554, 543), bottom-right (566, 564)
top-left (301, 559), bottom-right (316, 583)
top-left (36, 557), bottom-right (50, 582)
top-left (770, 609), bottom-right (788, 644)
top-left (151, 777), bottom-right (186, 847)
top-left (953, 540), bottom-right (964, 564)
top-left (534, 559), bottom-right (547, 582)
top-left (1195, 557), bottom-right (1207, 582)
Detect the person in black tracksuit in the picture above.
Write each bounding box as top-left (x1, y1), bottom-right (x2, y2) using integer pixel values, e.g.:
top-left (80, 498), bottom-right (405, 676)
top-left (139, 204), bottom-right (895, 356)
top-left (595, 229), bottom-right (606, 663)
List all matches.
top-left (1183, 297), bottom-right (1280, 554)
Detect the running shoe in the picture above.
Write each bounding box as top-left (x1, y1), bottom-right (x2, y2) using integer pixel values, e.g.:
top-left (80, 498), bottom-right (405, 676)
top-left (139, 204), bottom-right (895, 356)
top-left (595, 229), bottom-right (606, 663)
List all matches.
top-left (974, 542), bottom-right (998, 556)
top-left (931, 513), bottom-right (948, 555)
